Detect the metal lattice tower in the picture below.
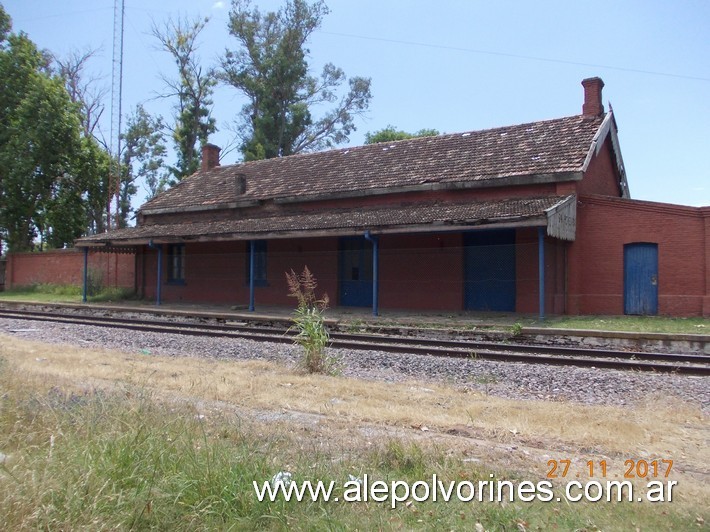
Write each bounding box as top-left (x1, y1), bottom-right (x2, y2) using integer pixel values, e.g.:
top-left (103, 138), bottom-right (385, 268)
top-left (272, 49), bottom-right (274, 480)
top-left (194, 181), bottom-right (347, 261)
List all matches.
top-left (107, 0), bottom-right (125, 231)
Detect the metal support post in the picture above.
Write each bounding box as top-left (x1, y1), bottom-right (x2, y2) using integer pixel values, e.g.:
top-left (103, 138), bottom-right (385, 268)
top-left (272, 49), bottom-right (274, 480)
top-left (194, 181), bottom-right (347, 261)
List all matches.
top-left (538, 226), bottom-right (545, 320)
top-left (148, 241), bottom-right (162, 306)
top-left (82, 247), bottom-right (88, 303)
top-left (249, 240), bottom-right (256, 312)
top-left (364, 231), bottom-right (379, 317)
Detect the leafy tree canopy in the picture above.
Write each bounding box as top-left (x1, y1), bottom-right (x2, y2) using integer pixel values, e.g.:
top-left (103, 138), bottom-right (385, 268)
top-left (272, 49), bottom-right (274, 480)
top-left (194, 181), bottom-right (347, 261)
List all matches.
top-left (221, 0), bottom-right (372, 161)
top-left (152, 16), bottom-right (216, 181)
top-left (0, 4), bottom-right (10, 43)
top-left (123, 105), bottom-right (169, 203)
top-left (0, 10), bottom-right (104, 250)
top-left (365, 125), bottom-right (440, 144)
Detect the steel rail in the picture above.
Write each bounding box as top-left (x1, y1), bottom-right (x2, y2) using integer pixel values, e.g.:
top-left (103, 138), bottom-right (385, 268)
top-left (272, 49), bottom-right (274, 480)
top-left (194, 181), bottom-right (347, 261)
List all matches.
top-left (1, 308), bottom-right (709, 376)
top-left (3, 308), bottom-right (708, 364)
top-left (1, 308), bottom-right (705, 362)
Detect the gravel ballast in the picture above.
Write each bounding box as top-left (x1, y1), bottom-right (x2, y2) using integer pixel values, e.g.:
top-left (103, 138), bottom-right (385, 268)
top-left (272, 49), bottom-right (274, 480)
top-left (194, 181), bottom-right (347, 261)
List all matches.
top-left (1, 317), bottom-right (708, 411)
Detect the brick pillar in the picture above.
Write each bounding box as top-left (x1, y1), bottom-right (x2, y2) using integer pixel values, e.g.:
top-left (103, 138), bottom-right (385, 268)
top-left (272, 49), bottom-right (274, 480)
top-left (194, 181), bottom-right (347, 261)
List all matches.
top-left (703, 207), bottom-right (710, 317)
top-left (6, 253), bottom-right (14, 289)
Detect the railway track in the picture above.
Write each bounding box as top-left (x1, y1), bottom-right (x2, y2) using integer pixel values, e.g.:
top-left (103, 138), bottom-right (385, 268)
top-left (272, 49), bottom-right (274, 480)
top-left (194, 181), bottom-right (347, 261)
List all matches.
top-left (1, 308), bottom-right (709, 376)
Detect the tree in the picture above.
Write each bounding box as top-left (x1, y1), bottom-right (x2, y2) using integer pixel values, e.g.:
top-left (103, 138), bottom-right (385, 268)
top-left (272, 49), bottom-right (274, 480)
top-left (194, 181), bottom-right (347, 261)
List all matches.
top-left (152, 16), bottom-right (216, 181)
top-left (123, 105), bottom-right (169, 205)
top-left (54, 47), bottom-right (108, 139)
top-left (54, 47), bottom-right (112, 234)
top-left (365, 125), bottom-right (440, 144)
top-left (43, 170), bottom-right (87, 249)
top-left (0, 28), bottom-right (83, 251)
top-left (0, 4), bottom-right (10, 43)
top-left (75, 136), bottom-right (111, 235)
top-left (0, 6), bottom-right (109, 249)
top-left (0, 3), bottom-right (9, 254)
top-left (221, 0), bottom-right (372, 161)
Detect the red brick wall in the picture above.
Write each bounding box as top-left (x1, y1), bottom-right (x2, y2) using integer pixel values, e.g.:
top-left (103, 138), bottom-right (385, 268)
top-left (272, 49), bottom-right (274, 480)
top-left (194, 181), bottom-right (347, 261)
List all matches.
top-left (142, 241), bottom-right (247, 305)
top-left (5, 249), bottom-right (135, 290)
top-left (515, 229), bottom-right (539, 313)
top-left (262, 238), bottom-right (339, 307)
top-left (576, 137), bottom-right (623, 197)
top-left (568, 195), bottom-right (709, 316)
top-left (141, 238), bottom-right (339, 307)
top-left (379, 233), bottom-right (464, 310)
top-left (556, 137), bottom-right (622, 199)
top-left (139, 230), bottom-right (557, 314)
top-left (704, 207), bottom-right (710, 316)
top-left (143, 235), bottom-right (465, 310)
top-left (515, 228), bottom-right (566, 315)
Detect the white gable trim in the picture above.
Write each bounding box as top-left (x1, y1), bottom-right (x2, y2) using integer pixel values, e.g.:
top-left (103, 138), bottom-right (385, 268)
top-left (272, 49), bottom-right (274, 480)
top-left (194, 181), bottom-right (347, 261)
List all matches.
top-left (581, 111), bottom-right (630, 198)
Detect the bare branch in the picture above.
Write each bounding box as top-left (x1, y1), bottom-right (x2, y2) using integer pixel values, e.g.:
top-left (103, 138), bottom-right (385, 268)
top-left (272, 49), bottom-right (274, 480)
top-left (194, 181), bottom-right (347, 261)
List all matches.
top-left (53, 46), bottom-right (108, 138)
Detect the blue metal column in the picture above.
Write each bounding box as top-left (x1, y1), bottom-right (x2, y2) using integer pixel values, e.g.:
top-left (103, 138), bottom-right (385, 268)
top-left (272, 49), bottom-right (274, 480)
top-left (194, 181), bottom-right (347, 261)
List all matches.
top-left (156, 246), bottom-right (163, 306)
top-left (249, 240), bottom-right (256, 312)
top-left (538, 226), bottom-right (545, 320)
top-left (82, 247), bottom-right (88, 303)
top-left (364, 231), bottom-right (379, 316)
top-left (148, 241), bottom-right (162, 306)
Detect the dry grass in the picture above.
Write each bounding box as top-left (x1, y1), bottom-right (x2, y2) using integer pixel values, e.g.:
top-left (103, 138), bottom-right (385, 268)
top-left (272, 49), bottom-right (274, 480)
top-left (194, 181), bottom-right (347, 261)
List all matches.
top-left (2, 334), bottom-right (709, 529)
top-left (1, 335), bottom-right (707, 486)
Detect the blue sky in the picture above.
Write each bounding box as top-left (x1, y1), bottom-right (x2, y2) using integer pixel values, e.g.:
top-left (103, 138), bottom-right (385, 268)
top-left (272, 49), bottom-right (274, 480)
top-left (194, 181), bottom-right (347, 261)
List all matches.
top-left (5, 0), bottom-right (710, 207)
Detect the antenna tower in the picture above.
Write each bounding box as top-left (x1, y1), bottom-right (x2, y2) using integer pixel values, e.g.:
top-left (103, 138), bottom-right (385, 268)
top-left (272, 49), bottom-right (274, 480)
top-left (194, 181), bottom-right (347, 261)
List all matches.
top-left (107, 0), bottom-right (125, 230)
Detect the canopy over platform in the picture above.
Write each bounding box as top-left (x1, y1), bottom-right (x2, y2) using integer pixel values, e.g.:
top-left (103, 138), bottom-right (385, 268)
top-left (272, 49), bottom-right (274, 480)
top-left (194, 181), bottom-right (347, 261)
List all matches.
top-left (76, 195), bottom-right (576, 248)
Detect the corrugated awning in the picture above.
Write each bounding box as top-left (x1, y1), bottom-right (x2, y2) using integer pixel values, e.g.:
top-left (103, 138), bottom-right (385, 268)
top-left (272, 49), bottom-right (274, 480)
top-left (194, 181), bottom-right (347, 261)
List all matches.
top-left (75, 195), bottom-right (576, 247)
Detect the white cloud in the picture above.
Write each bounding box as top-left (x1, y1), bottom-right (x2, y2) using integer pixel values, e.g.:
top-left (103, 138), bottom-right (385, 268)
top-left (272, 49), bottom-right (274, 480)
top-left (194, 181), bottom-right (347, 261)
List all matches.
top-left (212, 1), bottom-right (226, 9)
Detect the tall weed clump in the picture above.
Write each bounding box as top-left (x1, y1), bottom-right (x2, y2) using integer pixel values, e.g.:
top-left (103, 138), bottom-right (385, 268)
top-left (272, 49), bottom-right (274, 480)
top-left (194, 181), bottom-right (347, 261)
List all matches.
top-left (285, 266), bottom-right (335, 374)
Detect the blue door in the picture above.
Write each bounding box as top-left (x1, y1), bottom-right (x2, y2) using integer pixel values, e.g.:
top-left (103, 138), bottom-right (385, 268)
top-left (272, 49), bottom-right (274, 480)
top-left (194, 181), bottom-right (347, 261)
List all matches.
top-left (464, 229), bottom-right (516, 311)
top-left (624, 243), bottom-right (658, 315)
top-left (339, 237), bottom-right (373, 307)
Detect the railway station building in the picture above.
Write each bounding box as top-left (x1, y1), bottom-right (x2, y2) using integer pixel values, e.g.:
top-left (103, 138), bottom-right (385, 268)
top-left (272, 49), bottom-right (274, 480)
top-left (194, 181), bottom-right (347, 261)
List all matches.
top-left (73, 77), bottom-right (710, 318)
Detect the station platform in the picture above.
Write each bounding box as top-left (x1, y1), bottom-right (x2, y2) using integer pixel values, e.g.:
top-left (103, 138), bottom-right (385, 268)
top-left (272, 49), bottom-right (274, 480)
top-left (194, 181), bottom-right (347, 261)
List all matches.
top-left (1, 298), bottom-right (708, 354)
top-left (1, 298), bottom-right (529, 330)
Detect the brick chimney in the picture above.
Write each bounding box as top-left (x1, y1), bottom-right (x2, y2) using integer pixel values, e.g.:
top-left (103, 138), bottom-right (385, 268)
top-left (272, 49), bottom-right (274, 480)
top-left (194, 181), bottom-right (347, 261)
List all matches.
top-left (201, 143), bottom-right (221, 171)
top-left (581, 77), bottom-right (605, 117)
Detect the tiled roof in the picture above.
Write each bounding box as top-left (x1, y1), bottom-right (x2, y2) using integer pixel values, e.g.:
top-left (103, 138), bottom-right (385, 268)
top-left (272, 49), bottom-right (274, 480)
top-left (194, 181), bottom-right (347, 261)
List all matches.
top-left (78, 196), bottom-right (568, 245)
top-left (140, 114), bottom-right (603, 212)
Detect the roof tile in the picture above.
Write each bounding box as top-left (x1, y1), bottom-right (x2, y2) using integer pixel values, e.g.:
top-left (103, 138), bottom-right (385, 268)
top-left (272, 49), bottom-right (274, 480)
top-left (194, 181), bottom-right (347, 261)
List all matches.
top-left (78, 196), bottom-right (567, 245)
top-left (141, 114), bottom-right (601, 212)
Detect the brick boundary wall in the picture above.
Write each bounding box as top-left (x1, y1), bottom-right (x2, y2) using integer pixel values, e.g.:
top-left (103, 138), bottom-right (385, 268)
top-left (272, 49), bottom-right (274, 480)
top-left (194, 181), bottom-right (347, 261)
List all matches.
top-left (5, 249), bottom-right (135, 291)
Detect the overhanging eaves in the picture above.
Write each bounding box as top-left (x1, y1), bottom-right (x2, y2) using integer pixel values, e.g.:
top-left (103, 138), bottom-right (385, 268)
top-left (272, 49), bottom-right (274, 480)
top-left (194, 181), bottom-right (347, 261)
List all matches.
top-left (76, 196), bottom-right (570, 248)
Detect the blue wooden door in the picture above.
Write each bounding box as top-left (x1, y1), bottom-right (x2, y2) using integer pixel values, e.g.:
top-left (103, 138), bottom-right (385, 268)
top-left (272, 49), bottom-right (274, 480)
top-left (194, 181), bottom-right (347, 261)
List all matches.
top-left (464, 229), bottom-right (516, 312)
top-left (339, 237), bottom-right (373, 307)
top-left (624, 243), bottom-right (658, 315)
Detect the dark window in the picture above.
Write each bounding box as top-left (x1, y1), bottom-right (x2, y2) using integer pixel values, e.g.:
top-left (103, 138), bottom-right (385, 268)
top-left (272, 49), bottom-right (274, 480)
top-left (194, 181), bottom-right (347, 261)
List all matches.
top-left (167, 244), bottom-right (185, 284)
top-left (246, 240), bottom-right (267, 286)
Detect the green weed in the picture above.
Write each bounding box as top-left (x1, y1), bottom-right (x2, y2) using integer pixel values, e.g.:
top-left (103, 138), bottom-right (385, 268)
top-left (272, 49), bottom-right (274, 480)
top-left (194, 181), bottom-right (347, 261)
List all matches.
top-left (0, 283), bottom-right (135, 303)
top-left (542, 315), bottom-right (710, 335)
top-left (285, 266), bottom-right (337, 374)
